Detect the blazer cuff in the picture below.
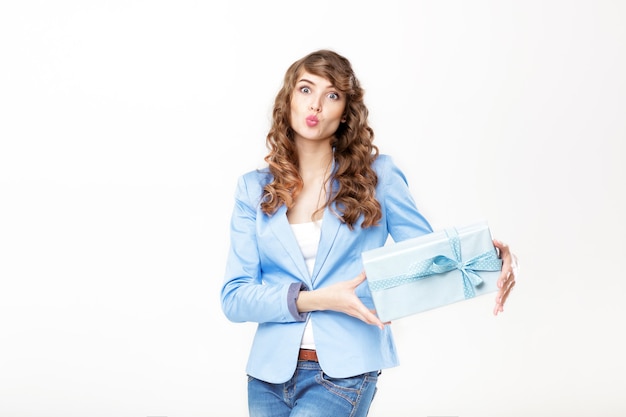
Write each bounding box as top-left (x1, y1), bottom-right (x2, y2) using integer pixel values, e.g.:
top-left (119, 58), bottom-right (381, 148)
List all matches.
top-left (287, 282), bottom-right (308, 322)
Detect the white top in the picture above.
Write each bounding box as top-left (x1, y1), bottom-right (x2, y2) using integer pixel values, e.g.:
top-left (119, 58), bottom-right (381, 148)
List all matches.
top-left (290, 219), bottom-right (322, 349)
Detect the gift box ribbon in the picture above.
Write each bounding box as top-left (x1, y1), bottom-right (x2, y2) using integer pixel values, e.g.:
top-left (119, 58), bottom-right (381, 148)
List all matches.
top-left (368, 228), bottom-right (502, 298)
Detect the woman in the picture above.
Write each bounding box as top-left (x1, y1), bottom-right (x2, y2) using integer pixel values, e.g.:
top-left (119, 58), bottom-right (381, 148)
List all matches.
top-left (221, 49), bottom-right (517, 416)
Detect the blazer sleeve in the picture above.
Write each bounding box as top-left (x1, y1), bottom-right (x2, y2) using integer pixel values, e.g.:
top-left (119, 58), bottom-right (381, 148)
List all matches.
top-left (376, 155), bottom-right (433, 242)
top-left (220, 173), bottom-right (306, 324)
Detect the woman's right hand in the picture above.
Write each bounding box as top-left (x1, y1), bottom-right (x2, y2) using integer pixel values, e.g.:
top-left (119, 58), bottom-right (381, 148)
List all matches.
top-left (296, 272), bottom-right (386, 330)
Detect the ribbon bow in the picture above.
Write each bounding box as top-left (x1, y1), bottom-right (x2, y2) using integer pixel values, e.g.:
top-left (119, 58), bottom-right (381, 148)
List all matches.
top-left (368, 228), bottom-right (502, 298)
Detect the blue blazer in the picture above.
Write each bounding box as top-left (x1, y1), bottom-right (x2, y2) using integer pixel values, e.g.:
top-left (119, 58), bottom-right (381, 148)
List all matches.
top-left (221, 154), bottom-right (432, 383)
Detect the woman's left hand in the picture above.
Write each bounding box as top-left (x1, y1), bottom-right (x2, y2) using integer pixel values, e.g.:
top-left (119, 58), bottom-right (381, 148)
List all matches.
top-left (492, 239), bottom-right (518, 316)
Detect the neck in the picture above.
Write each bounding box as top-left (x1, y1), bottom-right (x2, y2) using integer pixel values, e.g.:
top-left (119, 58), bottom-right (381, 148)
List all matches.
top-left (296, 143), bottom-right (333, 176)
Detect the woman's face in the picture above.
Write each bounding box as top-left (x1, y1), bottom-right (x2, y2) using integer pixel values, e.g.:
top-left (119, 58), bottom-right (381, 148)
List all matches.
top-left (289, 71), bottom-right (346, 144)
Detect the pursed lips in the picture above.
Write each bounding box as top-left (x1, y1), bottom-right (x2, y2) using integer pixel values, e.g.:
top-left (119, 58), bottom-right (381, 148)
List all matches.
top-left (305, 115), bottom-right (319, 127)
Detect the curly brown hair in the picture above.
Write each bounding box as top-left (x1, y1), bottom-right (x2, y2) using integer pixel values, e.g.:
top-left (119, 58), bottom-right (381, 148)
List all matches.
top-left (261, 50), bottom-right (381, 229)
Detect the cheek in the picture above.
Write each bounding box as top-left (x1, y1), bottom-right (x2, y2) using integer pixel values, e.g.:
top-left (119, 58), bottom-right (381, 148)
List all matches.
top-left (289, 99), bottom-right (300, 119)
top-left (328, 105), bottom-right (346, 122)
top-left (329, 100), bottom-right (346, 117)
top-left (291, 93), bottom-right (306, 109)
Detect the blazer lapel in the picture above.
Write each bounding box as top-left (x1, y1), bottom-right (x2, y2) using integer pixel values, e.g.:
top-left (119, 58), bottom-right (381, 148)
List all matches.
top-left (311, 205), bottom-right (342, 284)
top-left (268, 205), bottom-right (311, 283)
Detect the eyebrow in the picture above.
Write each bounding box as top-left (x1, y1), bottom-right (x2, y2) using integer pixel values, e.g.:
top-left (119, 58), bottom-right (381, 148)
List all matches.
top-left (298, 78), bottom-right (336, 89)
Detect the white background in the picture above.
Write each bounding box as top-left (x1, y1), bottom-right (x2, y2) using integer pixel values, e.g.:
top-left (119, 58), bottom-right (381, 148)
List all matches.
top-left (1, 1), bottom-right (625, 416)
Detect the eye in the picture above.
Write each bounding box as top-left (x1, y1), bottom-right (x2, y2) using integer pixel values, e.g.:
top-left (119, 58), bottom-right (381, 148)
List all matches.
top-left (328, 92), bottom-right (340, 100)
top-left (300, 86), bottom-right (311, 94)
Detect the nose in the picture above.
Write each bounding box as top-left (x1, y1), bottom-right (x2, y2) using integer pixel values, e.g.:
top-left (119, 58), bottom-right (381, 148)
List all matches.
top-left (309, 100), bottom-right (321, 113)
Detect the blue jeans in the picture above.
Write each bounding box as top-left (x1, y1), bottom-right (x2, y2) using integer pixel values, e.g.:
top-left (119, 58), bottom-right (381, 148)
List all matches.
top-left (248, 360), bottom-right (379, 417)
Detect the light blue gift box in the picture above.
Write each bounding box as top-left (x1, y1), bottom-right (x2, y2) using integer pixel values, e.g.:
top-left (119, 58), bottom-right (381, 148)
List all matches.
top-left (362, 221), bottom-right (502, 322)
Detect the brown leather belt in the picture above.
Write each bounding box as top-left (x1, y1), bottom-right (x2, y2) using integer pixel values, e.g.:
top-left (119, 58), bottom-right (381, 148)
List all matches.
top-left (298, 349), bottom-right (318, 362)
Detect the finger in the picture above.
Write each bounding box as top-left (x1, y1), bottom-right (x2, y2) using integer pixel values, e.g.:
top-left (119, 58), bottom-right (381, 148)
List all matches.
top-left (493, 303), bottom-right (503, 316)
top-left (493, 289), bottom-right (505, 315)
top-left (500, 278), bottom-right (516, 305)
top-left (492, 239), bottom-right (509, 262)
top-left (366, 309), bottom-right (386, 329)
top-left (368, 309), bottom-right (391, 326)
top-left (353, 271), bottom-right (367, 285)
top-left (498, 249), bottom-right (519, 288)
top-left (497, 269), bottom-right (510, 289)
top-left (493, 243), bottom-right (511, 286)
top-left (497, 257), bottom-right (516, 288)
top-left (496, 275), bottom-right (515, 303)
top-left (494, 276), bottom-right (516, 315)
top-left (501, 262), bottom-right (517, 294)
